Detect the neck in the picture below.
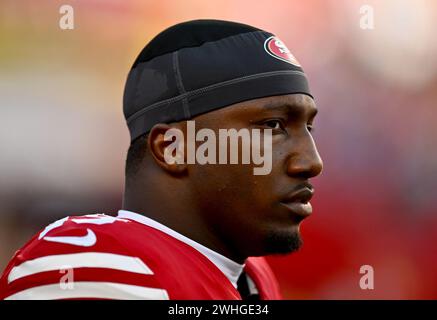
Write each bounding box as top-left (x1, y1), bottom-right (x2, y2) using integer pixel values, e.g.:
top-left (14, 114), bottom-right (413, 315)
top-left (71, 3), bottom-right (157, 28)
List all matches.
top-left (123, 192), bottom-right (247, 264)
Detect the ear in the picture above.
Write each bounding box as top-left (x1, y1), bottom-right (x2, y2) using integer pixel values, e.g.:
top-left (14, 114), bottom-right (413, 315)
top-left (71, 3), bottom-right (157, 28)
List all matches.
top-left (148, 123), bottom-right (187, 175)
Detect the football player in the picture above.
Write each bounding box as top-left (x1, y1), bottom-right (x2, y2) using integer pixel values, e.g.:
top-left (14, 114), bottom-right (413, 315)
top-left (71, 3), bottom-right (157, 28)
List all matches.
top-left (0, 20), bottom-right (323, 300)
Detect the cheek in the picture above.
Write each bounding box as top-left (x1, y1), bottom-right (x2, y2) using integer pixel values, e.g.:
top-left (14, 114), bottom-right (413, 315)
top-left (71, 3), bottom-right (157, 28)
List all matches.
top-left (190, 164), bottom-right (271, 208)
top-left (188, 139), bottom-right (288, 209)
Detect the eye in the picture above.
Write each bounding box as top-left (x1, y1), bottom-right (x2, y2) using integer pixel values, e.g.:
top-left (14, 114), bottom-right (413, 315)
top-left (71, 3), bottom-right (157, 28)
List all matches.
top-left (263, 119), bottom-right (284, 130)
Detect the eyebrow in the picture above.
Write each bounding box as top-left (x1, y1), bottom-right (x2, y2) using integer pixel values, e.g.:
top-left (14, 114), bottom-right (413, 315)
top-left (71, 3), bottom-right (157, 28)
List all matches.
top-left (261, 100), bottom-right (318, 118)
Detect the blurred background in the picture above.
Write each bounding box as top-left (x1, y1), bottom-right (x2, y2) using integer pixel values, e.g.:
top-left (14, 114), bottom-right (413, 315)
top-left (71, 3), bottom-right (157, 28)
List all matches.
top-left (1, 0), bottom-right (436, 299)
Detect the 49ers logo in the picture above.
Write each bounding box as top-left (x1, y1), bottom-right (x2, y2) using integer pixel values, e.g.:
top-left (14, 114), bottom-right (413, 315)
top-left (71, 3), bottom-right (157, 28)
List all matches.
top-left (264, 36), bottom-right (301, 67)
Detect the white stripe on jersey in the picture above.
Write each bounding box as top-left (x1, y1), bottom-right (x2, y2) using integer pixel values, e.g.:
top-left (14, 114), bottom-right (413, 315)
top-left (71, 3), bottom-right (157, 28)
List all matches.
top-left (4, 282), bottom-right (169, 300)
top-left (8, 252), bottom-right (154, 283)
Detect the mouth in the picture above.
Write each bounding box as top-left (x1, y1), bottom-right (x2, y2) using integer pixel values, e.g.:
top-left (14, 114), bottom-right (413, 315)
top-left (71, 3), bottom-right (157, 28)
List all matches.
top-left (280, 186), bottom-right (314, 220)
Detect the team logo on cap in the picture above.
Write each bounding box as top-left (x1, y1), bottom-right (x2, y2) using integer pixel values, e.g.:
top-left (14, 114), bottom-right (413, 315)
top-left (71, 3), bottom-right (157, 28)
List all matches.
top-left (264, 36), bottom-right (301, 67)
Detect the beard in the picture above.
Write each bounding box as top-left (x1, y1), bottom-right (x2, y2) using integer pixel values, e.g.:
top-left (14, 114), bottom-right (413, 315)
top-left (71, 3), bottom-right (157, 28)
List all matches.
top-left (263, 228), bottom-right (303, 254)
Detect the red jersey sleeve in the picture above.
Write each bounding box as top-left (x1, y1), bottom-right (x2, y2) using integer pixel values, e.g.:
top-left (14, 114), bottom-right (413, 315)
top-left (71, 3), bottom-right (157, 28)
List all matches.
top-left (0, 214), bottom-right (169, 300)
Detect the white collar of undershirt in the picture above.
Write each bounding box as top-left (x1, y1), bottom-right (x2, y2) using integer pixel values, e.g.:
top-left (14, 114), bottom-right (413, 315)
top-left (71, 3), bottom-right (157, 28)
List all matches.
top-left (117, 210), bottom-right (245, 288)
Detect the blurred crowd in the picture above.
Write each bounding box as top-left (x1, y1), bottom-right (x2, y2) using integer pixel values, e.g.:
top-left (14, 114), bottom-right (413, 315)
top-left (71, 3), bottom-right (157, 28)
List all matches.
top-left (1, 0), bottom-right (436, 298)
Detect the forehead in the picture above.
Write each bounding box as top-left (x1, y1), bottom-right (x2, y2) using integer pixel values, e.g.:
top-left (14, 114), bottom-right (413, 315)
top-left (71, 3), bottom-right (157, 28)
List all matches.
top-left (208, 93), bottom-right (317, 118)
top-left (190, 94), bottom-right (318, 128)
top-left (251, 94), bottom-right (317, 115)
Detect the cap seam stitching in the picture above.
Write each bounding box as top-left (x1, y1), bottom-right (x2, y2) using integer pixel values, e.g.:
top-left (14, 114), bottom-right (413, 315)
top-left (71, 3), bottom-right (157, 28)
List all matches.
top-left (126, 70), bottom-right (307, 124)
top-left (172, 51), bottom-right (190, 119)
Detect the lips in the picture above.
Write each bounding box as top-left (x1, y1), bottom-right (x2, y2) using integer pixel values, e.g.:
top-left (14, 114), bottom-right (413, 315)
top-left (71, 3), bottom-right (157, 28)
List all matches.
top-left (280, 201), bottom-right (313, 218)
top-left (280, 186), bottom-right (314, 219)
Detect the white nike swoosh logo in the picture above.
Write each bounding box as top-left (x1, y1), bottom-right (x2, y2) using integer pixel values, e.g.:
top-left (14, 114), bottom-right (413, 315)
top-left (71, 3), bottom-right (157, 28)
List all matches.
top-left (43, 228), bottom-right (97, 247)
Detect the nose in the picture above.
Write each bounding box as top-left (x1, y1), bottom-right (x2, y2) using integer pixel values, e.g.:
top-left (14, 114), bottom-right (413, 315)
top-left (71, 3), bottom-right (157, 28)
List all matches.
top-left (286, 133), bottom-right (323, 179)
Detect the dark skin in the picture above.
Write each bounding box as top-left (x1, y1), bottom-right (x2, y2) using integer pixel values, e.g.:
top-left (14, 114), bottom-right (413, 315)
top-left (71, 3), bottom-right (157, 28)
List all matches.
top-left (123, 93), bottom-right (323, 264)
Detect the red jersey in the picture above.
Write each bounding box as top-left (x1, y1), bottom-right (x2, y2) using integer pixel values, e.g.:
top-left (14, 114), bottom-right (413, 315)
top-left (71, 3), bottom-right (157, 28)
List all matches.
top-left (0, 213), bottom-right (282, 300)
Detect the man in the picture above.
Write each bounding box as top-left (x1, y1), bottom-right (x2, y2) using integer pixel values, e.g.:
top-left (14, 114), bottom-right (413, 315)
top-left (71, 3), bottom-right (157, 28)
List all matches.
top-left (0, 19), bottom-right (322, 299)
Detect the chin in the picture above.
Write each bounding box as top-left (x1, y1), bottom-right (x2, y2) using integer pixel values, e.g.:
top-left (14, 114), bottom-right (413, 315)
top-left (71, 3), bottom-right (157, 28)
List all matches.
top-left (263, 227), bottom-right (303, 255)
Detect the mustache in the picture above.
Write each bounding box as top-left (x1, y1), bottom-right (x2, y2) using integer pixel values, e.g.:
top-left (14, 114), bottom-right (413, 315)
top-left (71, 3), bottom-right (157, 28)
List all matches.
top-left (281, 182), bottom-right (314, 203)
top-left (288, 182), bottom-right (314, 194)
